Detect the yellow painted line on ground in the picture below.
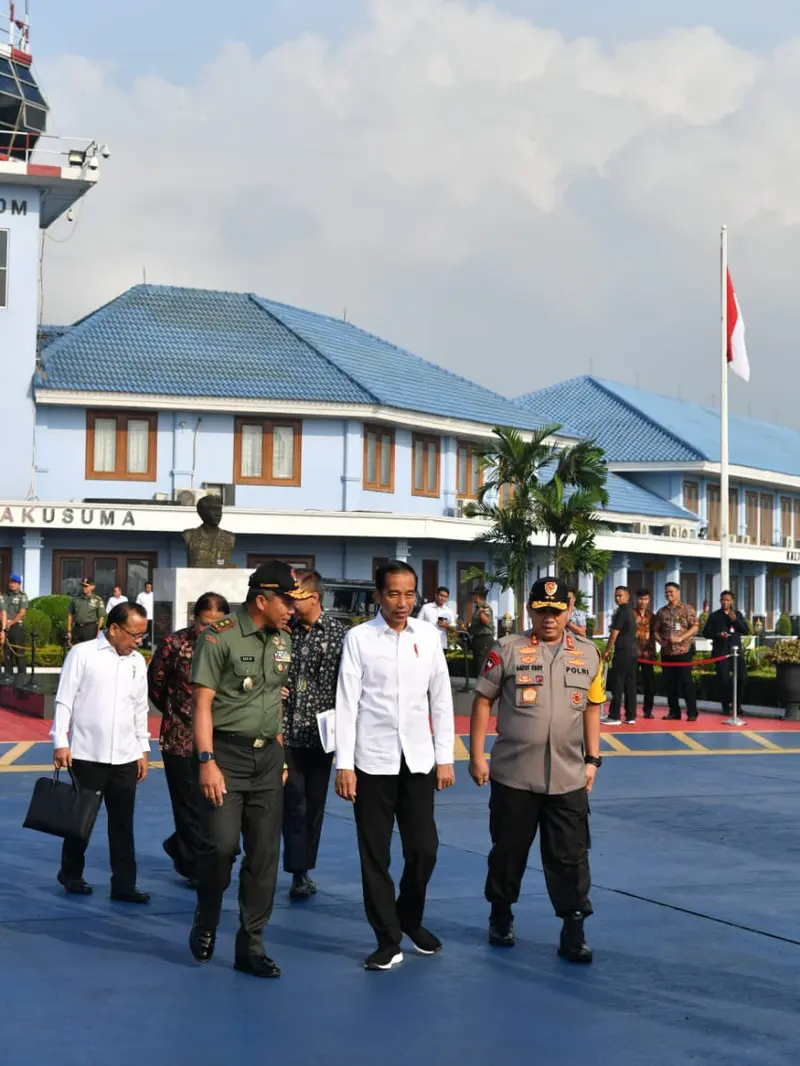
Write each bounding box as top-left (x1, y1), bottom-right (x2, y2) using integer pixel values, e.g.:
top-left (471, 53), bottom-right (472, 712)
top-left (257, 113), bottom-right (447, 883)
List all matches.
top-left (601, 747), bottom-right (800, 757)
top-left (0, 741), bottom-right (35, 766)
top-left (602, 733), bottom-right (631, 753)
top-left (454, 736), bottom-right (469, 761)
top-left (0, 761), bottom-right (165, 774)
top-left (672, 733), bottom-right (708, 752)
top-left (742, 731), bottom-right (784, 751)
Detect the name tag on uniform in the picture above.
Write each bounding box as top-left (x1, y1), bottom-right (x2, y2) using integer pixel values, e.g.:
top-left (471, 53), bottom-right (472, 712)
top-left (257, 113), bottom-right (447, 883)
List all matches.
top-left (240, 655), bottom-right (255, 663)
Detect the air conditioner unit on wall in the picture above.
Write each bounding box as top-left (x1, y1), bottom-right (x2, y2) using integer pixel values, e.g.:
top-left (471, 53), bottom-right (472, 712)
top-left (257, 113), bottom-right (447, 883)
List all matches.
top-left (202, 482), bottom-right (236, 506)
top-left (632, 521), bottom-right (650, 535)
top-left (680, 528), bottom-right (690, 538)
top-left (668, 525), bottom-right (680, 538)
top-left (173, 488), bottom-right (207, 507)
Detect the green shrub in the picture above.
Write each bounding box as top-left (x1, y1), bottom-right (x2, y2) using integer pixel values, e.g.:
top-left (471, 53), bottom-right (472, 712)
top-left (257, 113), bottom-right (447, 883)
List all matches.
top-left (29, 595), bottom-right (71, 643)
top-left (775, 613), bottom-right (792, 637)
top-left (20, 606), bottom-right (52, 646)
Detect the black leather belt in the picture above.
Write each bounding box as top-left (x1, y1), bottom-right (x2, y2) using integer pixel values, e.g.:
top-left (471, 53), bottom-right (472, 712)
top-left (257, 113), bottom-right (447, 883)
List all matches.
top-left (213, 731), bottom-right (273, 749)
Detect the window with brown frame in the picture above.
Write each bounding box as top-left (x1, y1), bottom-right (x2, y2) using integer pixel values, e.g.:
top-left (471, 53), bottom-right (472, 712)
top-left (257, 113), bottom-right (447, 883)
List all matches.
top-left (781, 497), bottom-right (792, 544)
top-left (682, 481), bottom-right (699, 514)
top-left (86, 411), bottom-right (157, 481)
top-left (411, 434), bottom-right (440, 497)
top-left (706, 485), bottom-right (720, 540)
top-left (0, 547), bottom-right (11, 592)
top-left (456, 441), bottom-right (483, 499)
top-left (729, 488), bottom-right (739, 538)
top-left (760, 493), bottom-right (774, 546)
top-left (53, 551), bottom-right (157, 602)
top-left (363, 425), bottom-right (394, 492)
top-left (233, 418), bottom-right (302, 486)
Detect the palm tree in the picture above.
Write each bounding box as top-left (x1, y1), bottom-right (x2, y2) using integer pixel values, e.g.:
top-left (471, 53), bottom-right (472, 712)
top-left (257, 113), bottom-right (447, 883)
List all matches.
top-left (464, 426), bottom-right (611, 629)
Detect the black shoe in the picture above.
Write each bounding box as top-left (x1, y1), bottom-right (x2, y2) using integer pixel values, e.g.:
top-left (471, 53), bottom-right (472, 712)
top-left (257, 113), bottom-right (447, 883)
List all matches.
top-left (402, 926), bottom-right (442, 955)
top-left (643, 713), bottom-right (654, 719)
top-left (488, 916), bottom-right (515, 947)
top-left (234, 954), bottom-right (281, 978)
top-left (189, 915), bottom-right (216, 963)
top-left (57, 871), bottom-right (92, 895)
top-left (110, 888), bottom-right (150, 904)
top-left (289, 873), bottom-right (316, 900)
top-left (364, 944), bottom-right (403, 971)
top-left (558, 913), bottom-right (592, 963)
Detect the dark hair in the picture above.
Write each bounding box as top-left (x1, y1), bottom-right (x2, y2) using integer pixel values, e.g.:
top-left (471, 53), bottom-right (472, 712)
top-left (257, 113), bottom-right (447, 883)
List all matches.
top-left (194, 592), bottom-right (230, 617)
top-left (665, 581), bottom-right (680, 591)
top-left (295, 569), bottom-right (323, 596)
top-left (636, 588), bottom-right (651, 598)
top-left (567, 587), bottom-right (577, 596)
top-left (375, 560), bottom-right (417, 592)
top-left (107, 602), bottom-right (147, 628)
top-left (615, 586), bottom-right (630, 594)
top-left (246, 587), bottom-right (271, 605)
top-left (436, 586), bottom-right (450, 596)
top-left (720, 589), bottom-right (733, 598)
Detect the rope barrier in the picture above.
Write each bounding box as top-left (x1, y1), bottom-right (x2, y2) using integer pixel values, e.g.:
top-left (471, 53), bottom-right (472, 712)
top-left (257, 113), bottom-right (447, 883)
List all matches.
top-left (636, 654), bottom-right (731, 667)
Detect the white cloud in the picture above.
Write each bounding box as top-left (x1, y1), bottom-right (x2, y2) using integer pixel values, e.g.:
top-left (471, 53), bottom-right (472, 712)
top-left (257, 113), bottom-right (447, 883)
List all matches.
top-left (35, 0), bottom-right (800, 422)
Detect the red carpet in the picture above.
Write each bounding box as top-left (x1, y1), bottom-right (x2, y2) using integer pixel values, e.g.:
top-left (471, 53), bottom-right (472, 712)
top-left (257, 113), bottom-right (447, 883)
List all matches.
top-left (0, 709), bottom-right (162, 743)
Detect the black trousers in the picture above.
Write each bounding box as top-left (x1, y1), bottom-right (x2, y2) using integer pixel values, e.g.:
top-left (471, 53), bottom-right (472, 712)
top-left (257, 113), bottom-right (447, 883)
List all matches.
top-left (638, 662), bottom-right (654, 715)
top-left (715, 656), bottom-right (747, 714)
top-left (609, 646), bottom-right (637, 721)
top-left (60, 759), bottom-right (139, 891)
top-left (485, 780), bottom-right (592, 919)
top-left (194, 736), bottom-right (283, 954)
top-left (72, 623), bottom-right (99, 646)
top-left (353, 760), bottom-right (438, 948)
top-left (3, 623), bottom-right (26, 676)
top-left (662, 653), bottom-right (698, 718)
top-left (282, 744), bottom-right (333, 874)
top-left (163, 752), bottom-right (204, 878)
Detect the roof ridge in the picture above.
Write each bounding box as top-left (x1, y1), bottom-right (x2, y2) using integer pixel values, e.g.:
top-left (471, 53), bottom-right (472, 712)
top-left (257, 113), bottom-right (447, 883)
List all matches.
top-left (259, 296), bottom-right (534, 416)
top-left (36, 287), bottom-right (142, 379)
top-left (588, 377), bottom-right (706, 460)
top-left (247, 295), bottom-right (380, 405)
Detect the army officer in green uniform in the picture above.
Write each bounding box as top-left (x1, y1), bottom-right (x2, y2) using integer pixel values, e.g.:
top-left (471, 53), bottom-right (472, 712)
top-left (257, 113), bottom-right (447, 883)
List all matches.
top-left (3, 575), bottom-right (29, 680)
top-left (189, 561), bottom-right (309, 978)
top-left (67, 578), bottom-right (106, 645)
top-left (468, 586), bottom-right (495, 673)
top-left (469, 577), bottom-right (605, 964)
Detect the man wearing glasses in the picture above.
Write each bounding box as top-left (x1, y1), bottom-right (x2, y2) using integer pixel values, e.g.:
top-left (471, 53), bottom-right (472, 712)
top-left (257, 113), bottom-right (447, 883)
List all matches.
top-left (51, 602), bottom-right (152, 903)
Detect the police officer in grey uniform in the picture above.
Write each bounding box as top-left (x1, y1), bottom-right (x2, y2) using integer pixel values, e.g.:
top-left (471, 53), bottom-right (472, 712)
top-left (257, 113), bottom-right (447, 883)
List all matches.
top-left (3, 575), bottom-right (28, 680)
top-left (469, 577), bottom-right (605, 963)
top-left (188, 561), bottom-right (307, 978)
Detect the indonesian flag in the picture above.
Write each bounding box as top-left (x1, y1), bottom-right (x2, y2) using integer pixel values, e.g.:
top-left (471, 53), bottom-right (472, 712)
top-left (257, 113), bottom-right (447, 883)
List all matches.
top-left (726, 269), bottom-right (749, 381)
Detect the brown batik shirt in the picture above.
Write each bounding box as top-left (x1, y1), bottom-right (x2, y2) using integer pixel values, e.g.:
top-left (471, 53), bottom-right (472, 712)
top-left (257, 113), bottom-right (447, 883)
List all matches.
top-left (654, 602), bottom-right (698, 658)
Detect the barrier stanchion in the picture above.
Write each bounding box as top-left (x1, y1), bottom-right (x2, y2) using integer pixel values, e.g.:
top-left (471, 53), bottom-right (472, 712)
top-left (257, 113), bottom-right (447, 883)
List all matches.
top-left (723, 647), bottom-right (745, 727)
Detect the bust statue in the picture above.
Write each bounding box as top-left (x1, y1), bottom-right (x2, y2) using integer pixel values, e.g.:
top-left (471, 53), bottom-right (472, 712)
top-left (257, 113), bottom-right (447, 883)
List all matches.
top-left (183, 495), bottom-right (236, 568)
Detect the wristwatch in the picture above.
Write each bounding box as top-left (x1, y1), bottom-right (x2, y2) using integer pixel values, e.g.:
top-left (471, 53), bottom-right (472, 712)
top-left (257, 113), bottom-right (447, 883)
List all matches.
top-left (584, 755), bottom-right (602, 768)
top-left (197, 751), bottom-right (215, 763)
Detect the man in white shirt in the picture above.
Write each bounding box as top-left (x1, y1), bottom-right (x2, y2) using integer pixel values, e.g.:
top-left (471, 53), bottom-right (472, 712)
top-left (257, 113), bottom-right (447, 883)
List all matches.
top-left (51, 601), bottom-right (152, 902)
top-left (106, 585), bottom-right (127, 614)
top-left (417, 586), bottom-right (456, 650)
top-left (136, 581), bottom-right (154, 649)
top-left (335, 561), bottom-right (455, 972)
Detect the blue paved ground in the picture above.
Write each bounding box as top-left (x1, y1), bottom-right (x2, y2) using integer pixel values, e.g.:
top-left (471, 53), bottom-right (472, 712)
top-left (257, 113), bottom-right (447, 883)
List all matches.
top-left (1, 756), bottom-right (799, 1066)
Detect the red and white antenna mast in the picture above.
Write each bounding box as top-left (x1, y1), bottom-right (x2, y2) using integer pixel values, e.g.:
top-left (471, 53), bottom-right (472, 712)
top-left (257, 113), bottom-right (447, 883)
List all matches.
top-left (8, 1), bottom-right (31, 55)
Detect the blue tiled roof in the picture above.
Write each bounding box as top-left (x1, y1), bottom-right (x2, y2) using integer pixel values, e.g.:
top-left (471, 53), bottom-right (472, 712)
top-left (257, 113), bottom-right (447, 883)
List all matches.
top-left (518, 376), bottom-right (800, 477)
top-left (36, 284), bottom-right (546, 429)
top-left (604, 471), bottom-right (695, 520)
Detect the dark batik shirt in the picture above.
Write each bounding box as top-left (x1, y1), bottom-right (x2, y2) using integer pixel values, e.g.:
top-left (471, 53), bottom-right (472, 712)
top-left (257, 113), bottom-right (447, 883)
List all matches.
top-left (283, 611), bottom-right (346, 749)
top-left (148, 626), bottom-right (197, 757)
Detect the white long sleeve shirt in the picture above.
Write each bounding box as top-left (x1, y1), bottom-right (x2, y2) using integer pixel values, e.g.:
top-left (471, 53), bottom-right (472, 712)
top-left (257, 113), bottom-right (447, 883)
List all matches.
top-left (335, 614), bottom-right (455, 775)
top-left (50, 633), bottom-right (151, 764)
top-left (417, 601), bottom-right (456, 649)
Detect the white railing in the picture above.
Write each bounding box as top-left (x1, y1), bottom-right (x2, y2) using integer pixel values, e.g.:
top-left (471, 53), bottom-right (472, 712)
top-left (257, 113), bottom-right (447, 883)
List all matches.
top-left (0, 131), bottom-right (108, 170)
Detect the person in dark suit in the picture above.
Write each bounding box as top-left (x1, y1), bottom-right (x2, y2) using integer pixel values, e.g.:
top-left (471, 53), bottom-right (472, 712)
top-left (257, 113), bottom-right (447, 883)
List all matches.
top-left (703, 591), bottom-right (749, 715)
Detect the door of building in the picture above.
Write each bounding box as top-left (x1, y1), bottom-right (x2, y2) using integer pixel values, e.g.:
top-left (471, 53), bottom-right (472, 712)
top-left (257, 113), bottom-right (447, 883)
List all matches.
top-left (421, 559), bottom-right (439, 604)
top-left (53, 552), bottom-right (157, 603)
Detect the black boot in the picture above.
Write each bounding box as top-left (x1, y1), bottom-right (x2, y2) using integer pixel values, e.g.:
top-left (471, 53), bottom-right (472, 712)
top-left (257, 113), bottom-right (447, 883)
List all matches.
top-left (488, 906), bottom-right (515, 947)
top-left (557, 912), bottom-right (592, 963)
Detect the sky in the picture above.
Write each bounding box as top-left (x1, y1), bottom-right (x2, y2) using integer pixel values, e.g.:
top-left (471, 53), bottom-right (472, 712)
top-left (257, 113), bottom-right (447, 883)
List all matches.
top-left (25, 0), bottom-right (800, 425)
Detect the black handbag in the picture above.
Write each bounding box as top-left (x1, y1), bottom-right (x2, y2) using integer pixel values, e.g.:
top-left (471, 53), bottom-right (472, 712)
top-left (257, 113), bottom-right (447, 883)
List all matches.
top-left (23, 768), bottom-right (103, 843)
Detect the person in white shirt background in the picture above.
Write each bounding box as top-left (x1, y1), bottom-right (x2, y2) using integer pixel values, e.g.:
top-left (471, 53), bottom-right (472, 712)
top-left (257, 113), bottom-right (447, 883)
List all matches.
top-left (417, 585), bottom-right (457, 650)
top-left (51, 601), bottom-right (152, 903)
top-left (136, 581), bottom-right (154, 648)
top-left (106, 584), bottom-right (128, 615)
top-left (335, 560), bottom-right (456, 972)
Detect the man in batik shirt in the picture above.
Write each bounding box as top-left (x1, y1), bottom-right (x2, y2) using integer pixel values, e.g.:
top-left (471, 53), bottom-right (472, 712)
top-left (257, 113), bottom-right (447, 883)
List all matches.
top-left (282, 571), bottom-right (346, 900)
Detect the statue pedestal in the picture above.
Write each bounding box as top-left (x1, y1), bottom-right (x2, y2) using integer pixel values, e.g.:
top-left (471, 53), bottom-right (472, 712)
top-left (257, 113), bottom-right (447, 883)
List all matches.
top-left (153, 567), bottom-right (248, 639)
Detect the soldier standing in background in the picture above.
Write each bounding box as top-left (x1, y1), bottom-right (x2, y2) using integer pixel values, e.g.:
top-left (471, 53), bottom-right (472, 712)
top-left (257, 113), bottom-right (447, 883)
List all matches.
top-left (469, 577), bottom-right (605, 963)
top-left (468, 586), bottom-right (495, 673)
top-left (3, 575), bottom-right (28, 681)
top-left (67, 578), bottom-right (105, 646)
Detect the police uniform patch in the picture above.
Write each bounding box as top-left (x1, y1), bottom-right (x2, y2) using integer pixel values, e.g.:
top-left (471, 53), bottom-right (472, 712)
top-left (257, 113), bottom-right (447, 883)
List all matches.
top-left (571, 691), bottom-right (583, 706)
top-left (521, 688), bottom-right (537, 704)
top-left (274, 651), bottom-right (291, 663)
top-left (482, 650), bottom-right (502, 673)
top-left (565, 634), bottom-right (576, 652)
top-left (518, 672), bottom-right (534, 684)
top-left (211, 618), bottom-right (236, 633)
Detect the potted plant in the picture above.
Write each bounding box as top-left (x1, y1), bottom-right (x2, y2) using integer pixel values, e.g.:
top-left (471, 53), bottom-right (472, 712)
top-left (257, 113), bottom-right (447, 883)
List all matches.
top-left (763, 638), bottom-right (800, 720)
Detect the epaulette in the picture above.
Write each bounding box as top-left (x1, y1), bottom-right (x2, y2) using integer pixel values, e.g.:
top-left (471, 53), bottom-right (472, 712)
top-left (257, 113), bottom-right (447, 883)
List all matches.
top-left (210, 617), bottom-right (236, 633)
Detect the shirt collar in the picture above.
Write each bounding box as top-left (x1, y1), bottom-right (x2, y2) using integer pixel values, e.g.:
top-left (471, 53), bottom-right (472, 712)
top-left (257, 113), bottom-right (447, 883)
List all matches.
top-left (96, 630), bottom-right (136, 658)
top-left (372, 611), bottom-right (422, 635)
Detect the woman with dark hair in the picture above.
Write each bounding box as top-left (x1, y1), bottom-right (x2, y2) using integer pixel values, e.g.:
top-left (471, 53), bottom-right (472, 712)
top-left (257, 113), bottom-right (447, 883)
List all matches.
top-left (148, 592), bottom-right (230, 885)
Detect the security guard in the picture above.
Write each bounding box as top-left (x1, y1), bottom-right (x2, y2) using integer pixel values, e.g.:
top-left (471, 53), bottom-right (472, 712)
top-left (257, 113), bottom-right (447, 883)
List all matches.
top-left (189, 561), bottom-right (308, 978)
top-left (67, 578), bottom-right (105, 645)
top-left (469, 576), bottom-right (605, 963)
top-left (3, 575), bottom-right (28, 680)
top-left (468, 586), bottom-right (495, 673)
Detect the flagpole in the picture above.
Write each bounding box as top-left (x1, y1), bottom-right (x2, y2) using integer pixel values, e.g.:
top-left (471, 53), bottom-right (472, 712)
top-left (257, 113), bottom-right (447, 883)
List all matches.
top-left (720, 225), bottom-right (730, 594)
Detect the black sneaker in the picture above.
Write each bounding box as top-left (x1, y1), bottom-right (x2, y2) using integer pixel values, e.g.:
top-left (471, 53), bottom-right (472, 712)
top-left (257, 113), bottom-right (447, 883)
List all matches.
top-left (364, 944), bottom-right (403, 971)
top-left (402, 926), bottom-right (442, 955)
top-left (289, 873), bottom-right (316, 900)
top-left (189, 914), bottom-right (216, 963)
top-left (234, 954), bottom-right (281, 979)
top-left (488, 916), bottom-right (515, 947)
top-left (557, 912), bottom-right (592, 963)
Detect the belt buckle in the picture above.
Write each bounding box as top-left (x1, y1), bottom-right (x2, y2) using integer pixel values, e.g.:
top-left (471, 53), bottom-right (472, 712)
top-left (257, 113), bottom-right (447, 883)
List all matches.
top-left (253, 738), bottom-right (265, 749)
